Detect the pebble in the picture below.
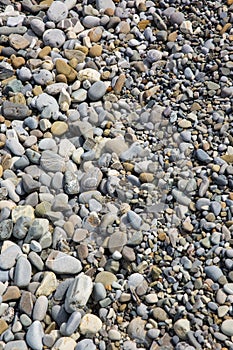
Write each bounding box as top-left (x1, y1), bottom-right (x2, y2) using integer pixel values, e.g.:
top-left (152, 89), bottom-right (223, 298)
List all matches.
top-left (79, 314), bottom-right (102, 335)
top-left (65, 274), bottom-right (93, 312)
top-left (75, 339), bottom-right (96, 350)
top-left (127, 317), bottom-right (147, 344)
top-left (47, 1), bottom-right (68, 23)
top-left (46, 251), bottom-right (82, 275)
top-left (26, 321), bottom-right (44, 350)
top-left (88, 81), bottom-right (107, 101)
top-left (52, 337), bottom-right (76, 350)
top-left (14, 256), bottom-right (31, 288)
top-left (174, 319), bottom-right (191, 340)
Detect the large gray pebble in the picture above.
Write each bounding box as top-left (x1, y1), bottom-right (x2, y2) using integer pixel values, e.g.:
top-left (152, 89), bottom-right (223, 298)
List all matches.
top-left (47, 1), bottom-right (68, 22)
top-left (65, 274), bottom-right (93, 312)
top-left (88, 81), bottom-right (107, 101)
top-left (4, 340), bottom-right (28, 350)
top-left (0, 243), bottom-right (21, 270)
top-left (30, 18), bottom-right (45, 36)
top-left (26, 320), bottom-right (44, 350)
top-left (33, 295), bottom-right (48, 321)
top-left (46, 250), bottom-right (82, 275)
top-left (75, 339), bottom-right (96, 350)
top-left (65, 311), bottom-right (82, 336)
top-left (205, 266), bottom-right (223, 282)
top-left (43, 29), bottom-right (66, 48)
top-left (33, 69), bottom-right (53, 85)
top-left (14, 256), bottom-right (32, 287)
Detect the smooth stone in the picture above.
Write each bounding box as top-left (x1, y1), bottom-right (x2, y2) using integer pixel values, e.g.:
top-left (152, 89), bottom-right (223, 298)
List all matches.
top-left (33, 69), bottom-right (53, 85)
top-left (75, 339), bottom-right (96, 350)
top-left (127, 210), bottom-right (142, 229)
top-left (88, 81), bottom-right (107, 101)
top-left (52, 337), bottom-right (76, 350)
top-left (30, 18), bottom-right (45, 36)
top-left (108, 231), bottom-right (127, 253)
top-left (4, 340), bottom-right (28, 350)
top-left (95, 271), bottom-right (117, 288)
top-left (205, 266), bottom-right (223, 282)
top-left (96, 0), bottom-right (115, 11)
top-left (32, 295), bottom-right (48, 321)
top-left (26, 320), bottom-right (44, 350)
top-left (46, 251), bottom-right (82, 275)
top-left (51, 121), bottom-right (68, 136)
top-left (65, 311), bottom-right (82, 336)
top-left (0, 243), bottom-right (21, 270)
top-left (47, 1), bottom-right (68, 22)
top-left (93, 282), bottom-right (106, 301)
top-left (127, 317), bottom-right (147, 344)
top-left (223, 283), bottom-right (233, 294)
top-left (152, 307), bottom-right (168, 321)
top-left (77, 68), bottom-right (100, 82)
top-left (65, 274), bottom-right (93, 312)
top-left (45, 83), bottom-right (68, 95)
top-left (79, 314), bottom-right (102, 335)
top-left (14, 256), bottom-right (32, 288)
top-left (5, 139), bottom-right (25, 156)
top-left (35, 93), bottom-right (59, 119)
top-left (196, 149), bottom-right (213, 163)
top-left (2, 100), bottom-right (29, 120)
top-left (9, 34), bottom-right (30, 50)
top-left (80, 167), bottom-right (102, 192)
top-left (13, 216), bottom-right (32, 239)
top-left (174, 319), bottom-right (190, 339)
top-left (39, 138), bottom-right (56, 150)
top-left (43, 29), bottom-right (66, 48)
top-left (221, 319), bottom-right (233, 336)
top-left (72, 89), bottom-right (87, 102)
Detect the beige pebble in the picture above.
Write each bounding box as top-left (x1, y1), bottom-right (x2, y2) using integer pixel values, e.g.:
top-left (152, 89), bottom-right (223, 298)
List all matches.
top-left (51, 121), bottom-right (68, 136)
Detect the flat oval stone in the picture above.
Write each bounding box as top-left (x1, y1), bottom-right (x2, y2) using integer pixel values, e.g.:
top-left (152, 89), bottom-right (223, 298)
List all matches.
top-left (32, 295), bottom-right (48, 321)
top-left (88, 81), bottom-right (107, 101)
top-left (127, 317), bottom-right (147, 343)
top-left (52, 337), bottom-right (76, 350)
top-left (65, 311), bottom-right (82, 336)
top-left (46, 251), bottom-right (82, 275)
top-left (14, 256), bottom-right (32, 288)
top-left (0, 243), bottom-right (21, 270)
top-left (95, 271), bottom-right (117, 288)
top-left (222, 319), bottom-right (233, 336)
top-left (26, 321), bottom-right (44, 350)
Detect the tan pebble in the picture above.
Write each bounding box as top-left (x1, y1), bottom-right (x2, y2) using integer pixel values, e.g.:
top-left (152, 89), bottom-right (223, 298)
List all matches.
top-left (178, 119), bottom-right (192, 128)
top-left (104, 7), bottom-right (114, 15)
top-left (221, 154), bottom-right (233, 163)
top-left (12, 205), bottom-right (35, 223)
top-left (0, 319), bottom-right (8, 335)
top-left (113, 73), bottom-right (126, 94)
top-left (138, 2), bottom-right (147, 11)
top-left (33, 85), bottom-right (43, 96)
top-left (138, 19), bottom-right (150, 30)
top-left (38, 46), bottom-right (51, 59)
top-left (9, 34), bottom-right (30, 50)
top-left (43, 132), bottom-right (52, 138)
top-left (139, 172), bottom-right (154, 183)
top-left (229, 192), bottom-right (233, 200)
top-left (9, 93), bottom-right (26, 105)
top-left (63, 221), bottom-right (74, 237)
top-left (1, 76), bottom-right (16, 86)
top-left (56, 59), bottom-right (77, 83)
top-left (2, 286), bottom-right (21, 301)
top-left (212, 164), bottom-right (220, 172)
top-left (51, 121), bottom-right (68, 136)
top-left (89, 44), bottom-right (102, 57)
top-left (11, 55), bottom-right (25, 69)
top-left (123, 162), bottom-right (134, 172)
top-left (88, 27), bottom-right (103, 42)
top-left (227, 0), bottom-right (233, 4)
top-left (56, 74), bottom-right (67, 83)
top-left (40, 0), bottom-right (53, 5)
top-left (69, 57), bottom-right (78, 69)
top-left (168, 31), bottom-right (178, 41)
top-left (0, 116), bottom-right (5, 123)
top-left (0, 165), bottom-right (3, 177)
top-left (220, 23), bottom-right (232, 35)
top-left (5, 120), bottom-right (11, 128)
top-left (36, 272), bottom-right (57, 297)
top-left (117, 21), bottom-right (130, 34)
top-left (101, 71), bottom-right (111, 80)
top-left (41, 59), bottom-right (54, 70)
top-left (182, 221), bottom-right (194, 233)
top-left (158, 231), bottom-right (166, 241)
top-left (74, 45), bottom-right (89, 55)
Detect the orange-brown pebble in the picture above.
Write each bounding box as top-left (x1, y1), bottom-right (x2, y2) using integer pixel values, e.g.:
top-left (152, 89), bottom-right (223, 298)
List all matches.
top-left (88, 27), bottom-right (103, 42)
top-left (113, 73), bottom-right (126, 94)
top-left (38, 46), bottom-right (51, 59)
top-left (89, 44), bottom-right (102, 57)
top-left (11, 55), bottom-right (25, 69)
top-left (104, 7), bottom-right (114, 16)
top-left (56, 74), bottom-right (67, 83)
